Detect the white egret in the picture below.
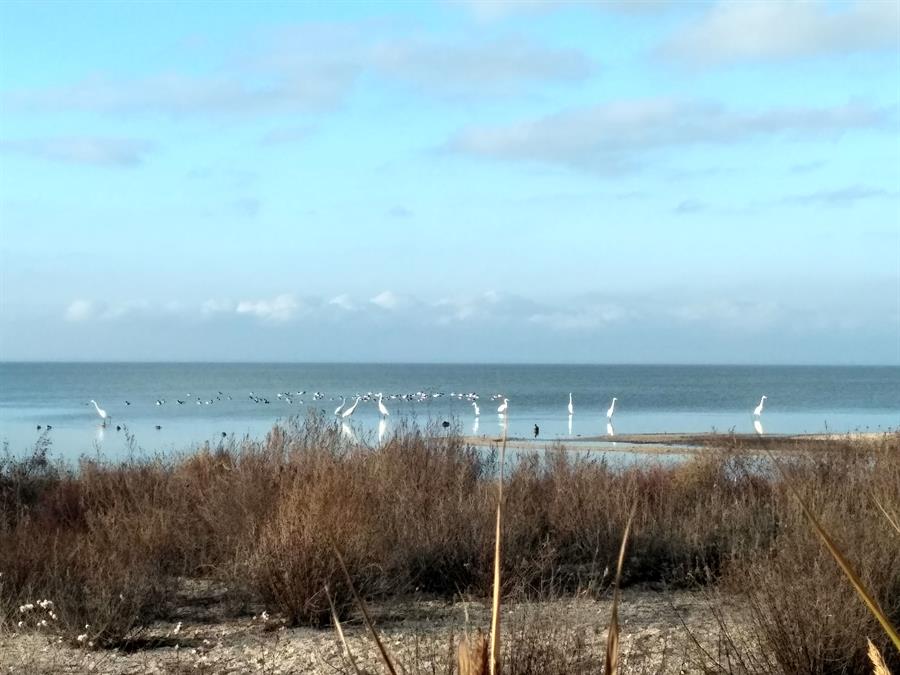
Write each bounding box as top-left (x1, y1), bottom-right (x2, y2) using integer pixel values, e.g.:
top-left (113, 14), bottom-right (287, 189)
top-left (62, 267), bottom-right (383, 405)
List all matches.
top-left (341, 396), bottom-right (361, 418)
top-left (334, 396), bottom-right (346, 417)
top-left (497, 398), bottom-right (509, 415)
top-left (89, 400), bottom-right (109, 426)
top-left (606, 397), bottom-right (617, 420)
top-left (377, 393), bottom-right (390, 418)
top-left (753, 395), bottom-right (767, 417)
top-left (472, 401), bottom-right (480, 416)
top-left (341, 422), bottom-right (358, 443)
top-left (567, 393), bottom-right (574, 416)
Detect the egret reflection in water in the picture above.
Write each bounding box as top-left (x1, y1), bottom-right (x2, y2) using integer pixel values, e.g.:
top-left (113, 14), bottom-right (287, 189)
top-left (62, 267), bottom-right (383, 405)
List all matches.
top-left (753, 419), bottom-right (765, 436)
top-left (472, 417), bottom-right (479, 435)
top-left (378, 418), bottom-right (387, 444)
top-left (341, 422), bottom-right (357, 444)
top-left (567, 414), bottom-right (573, 435)
top-left (607, 421), bottom-right (615, 437)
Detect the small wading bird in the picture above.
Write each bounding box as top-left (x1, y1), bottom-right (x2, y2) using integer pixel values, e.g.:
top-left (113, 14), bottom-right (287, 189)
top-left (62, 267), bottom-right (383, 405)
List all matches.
top-left (90, 399), bottom-right (109, 426)
top-left (567, 393), bottom-right (574, 416)
top-left (754, 395), bottom-right (767, 417)
top-left (377, 393), bottom-right (390, 418)
top-left (606, 397), bottom-right (617, 420)
top-left (341, 396), bottom-right (361, 418)
top-left (334, 396), bottom-right (346, 417)
top-left (497, 398), bottom-right (509, 415)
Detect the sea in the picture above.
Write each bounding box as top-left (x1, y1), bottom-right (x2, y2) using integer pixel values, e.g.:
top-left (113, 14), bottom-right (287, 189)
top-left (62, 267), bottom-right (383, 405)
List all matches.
top-left (1, 363), bottom-right (898, 461)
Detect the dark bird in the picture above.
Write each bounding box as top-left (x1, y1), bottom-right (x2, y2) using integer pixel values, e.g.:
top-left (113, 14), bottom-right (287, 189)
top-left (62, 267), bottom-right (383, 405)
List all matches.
top-left (36, 425), bottom-right (42, 430)
top-left (221, 432), bottom-right (227, 438)
top-left (441, 421), bottom-right (450, 428)
top-left (46, 425), bottom-right (52, 430)
top-left (155, 425), bottom-right (162, 430)
top-left (116, 425), bottom-right (121, 431)
top-left (125, 401), bottom-right (131, 406)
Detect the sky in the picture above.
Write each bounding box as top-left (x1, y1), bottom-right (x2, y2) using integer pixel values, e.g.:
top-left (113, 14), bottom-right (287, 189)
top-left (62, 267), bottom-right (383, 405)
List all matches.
top-left (0, 0), bottom-right (898, 364)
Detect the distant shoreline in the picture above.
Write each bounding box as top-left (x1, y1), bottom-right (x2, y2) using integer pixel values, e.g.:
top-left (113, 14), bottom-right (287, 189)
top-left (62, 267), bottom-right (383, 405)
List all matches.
top-left (460, 430), bottom-right (896, 454)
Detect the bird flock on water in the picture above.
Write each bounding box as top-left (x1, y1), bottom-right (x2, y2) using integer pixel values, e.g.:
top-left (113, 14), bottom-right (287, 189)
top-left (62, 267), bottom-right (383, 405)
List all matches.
top-left (80, 390), bottom-right (771, 439)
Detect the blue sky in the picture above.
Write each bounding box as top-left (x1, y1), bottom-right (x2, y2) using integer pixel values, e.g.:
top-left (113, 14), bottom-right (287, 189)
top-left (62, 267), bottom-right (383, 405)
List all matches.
top-left (0, 0), bottom-right (898, 363)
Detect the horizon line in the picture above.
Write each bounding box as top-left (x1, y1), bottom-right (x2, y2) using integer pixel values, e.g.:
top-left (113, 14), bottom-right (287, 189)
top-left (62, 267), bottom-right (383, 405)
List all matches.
top-left (1, 360), bottom-right (898, 368)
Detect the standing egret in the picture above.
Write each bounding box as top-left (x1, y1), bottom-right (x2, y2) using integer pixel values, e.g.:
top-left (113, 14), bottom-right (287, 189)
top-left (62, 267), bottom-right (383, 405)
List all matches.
top-left (497, 398), bottom-right (509, 415)
top-left (753, 395), bottom-right (767, 417)
top-left (341, 396), bottom-right (361, 418)
top-left (377, 393), bottom-right (390, 418)
top-left (334, 396), bottom-right (346, 417)
top-left (89, 400), bottom-right (109, 426)
top-left (567, 393), bottom-right (574, 416)
top-left (341, 422), bottom-right (358, 443)
top-left (472, 401), bottom-right (480, 416)
top-left (606, 397), bottom-right (617, 420)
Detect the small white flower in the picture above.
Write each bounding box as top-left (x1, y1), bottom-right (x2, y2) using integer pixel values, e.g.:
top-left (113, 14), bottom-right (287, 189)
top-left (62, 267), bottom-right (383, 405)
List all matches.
top-left (261, 611), bottom-right (269, 621)
top-left (19, 603), bottom-right (34, 613)
top-left (173, 621), bottom-right (182, 634)
top-left (38, 619), bottom-right (48, 627)
top-left (77, 634), bottom-right (87, 643)
top-left (84, 624), bottom-right (91, 629)
top-left (17, 621), bottom-right (24, 628)
top-left (38, 599), bottom-right (53, 609)
top-left (49, 611), bottom-right (58, 621)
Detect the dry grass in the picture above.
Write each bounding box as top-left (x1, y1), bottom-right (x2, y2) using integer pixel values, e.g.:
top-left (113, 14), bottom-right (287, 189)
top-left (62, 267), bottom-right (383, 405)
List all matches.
top-left (1, 415), bottom-right (898, 674)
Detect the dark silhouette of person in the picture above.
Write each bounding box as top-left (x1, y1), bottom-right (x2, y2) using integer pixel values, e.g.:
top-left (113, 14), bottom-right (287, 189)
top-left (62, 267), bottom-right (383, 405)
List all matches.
top-left (533, 424), bottom-right (539, 438)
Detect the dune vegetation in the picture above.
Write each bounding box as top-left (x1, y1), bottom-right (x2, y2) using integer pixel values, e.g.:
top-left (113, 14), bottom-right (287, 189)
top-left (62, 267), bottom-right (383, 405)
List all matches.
top-left (1, 414), bottom-right (898, 674)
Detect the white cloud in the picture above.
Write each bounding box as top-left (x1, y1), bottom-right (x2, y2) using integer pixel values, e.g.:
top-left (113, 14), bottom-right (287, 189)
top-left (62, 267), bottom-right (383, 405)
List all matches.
top-left (668, 300), bottom-right (782, 331)
top-left (0, 137), bottom-right (153, 167)
top-left (371, 36), bottom-right (593, 96)
top-left (660, 0), bottom-right (900, 65)
top-left (4, 31), bottom-right (593, 118)
top-left (329, 294), bottom-right (356, 311)
top-left (235, 294), bottom-right (300, 322)
top-left (201, 299), bottom-right (235, 316)
top-left (448, 98), bottom-right (889, 173)
top-left (455, 0), bottom-right (668, 21)
top-left (64, 299), bottom-right (95, 322)
top-left (529, 303), bottom-right (633, 330)
top-left (370, 290), bottom-right (402, 310)
top-left (777, 185), bottom-right (898, 208)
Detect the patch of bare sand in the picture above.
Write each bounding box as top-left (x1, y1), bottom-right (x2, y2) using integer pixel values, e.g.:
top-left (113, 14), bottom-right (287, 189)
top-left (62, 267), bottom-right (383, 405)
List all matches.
top-left (0, 587), bottom-right (748, 674)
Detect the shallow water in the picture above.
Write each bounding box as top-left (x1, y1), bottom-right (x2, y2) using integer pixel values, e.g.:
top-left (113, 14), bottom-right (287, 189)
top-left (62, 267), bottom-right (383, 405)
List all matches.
top-left (1, 362), bottom-right (897, 461)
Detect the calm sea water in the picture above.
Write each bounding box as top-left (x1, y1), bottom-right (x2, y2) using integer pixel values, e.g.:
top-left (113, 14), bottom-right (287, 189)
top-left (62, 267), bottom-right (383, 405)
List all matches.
top-left (1, 363), bottom-right (898, 460)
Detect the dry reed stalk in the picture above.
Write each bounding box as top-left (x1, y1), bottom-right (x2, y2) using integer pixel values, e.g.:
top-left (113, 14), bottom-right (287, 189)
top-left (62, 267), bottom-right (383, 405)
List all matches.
top-left (459, 629), bottom-right (489, 675)
top-left (333, 545), bottom-right (398, 675)
top-left (873, 494), bottom-right (900, 537)
top-left (604, 502), bottom-right (637, 675)
top-left (766, 450), bottom-right (900, 652)
top-left (325, 584), bottom-right (361, 675)
top-left (489, 419), bottom-right (508, 675)
top-left (868, 638), bottom-right (891, 675)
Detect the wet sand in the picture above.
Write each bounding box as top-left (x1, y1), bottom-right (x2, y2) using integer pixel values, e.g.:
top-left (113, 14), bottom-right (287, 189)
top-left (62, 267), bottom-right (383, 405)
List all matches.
top-left (460, 430), bottom-right (896, 455)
